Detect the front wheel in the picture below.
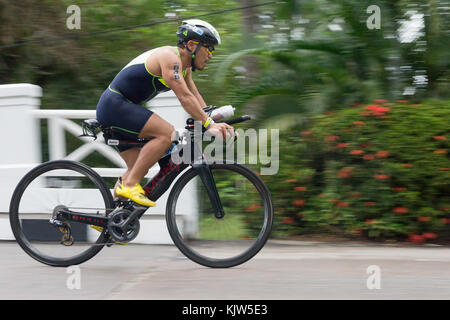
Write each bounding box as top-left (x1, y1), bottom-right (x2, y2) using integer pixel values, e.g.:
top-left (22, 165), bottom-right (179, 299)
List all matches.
top-left (166, 163), bottom-right (273, 268)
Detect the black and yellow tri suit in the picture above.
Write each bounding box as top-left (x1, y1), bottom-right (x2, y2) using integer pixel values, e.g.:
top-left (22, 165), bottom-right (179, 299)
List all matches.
top-left (96, 47), bottom-right (187, 152)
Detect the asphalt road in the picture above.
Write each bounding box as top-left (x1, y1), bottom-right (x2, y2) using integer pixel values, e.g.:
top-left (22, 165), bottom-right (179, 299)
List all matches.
top-left (1, 239), bottom-right (450, 300)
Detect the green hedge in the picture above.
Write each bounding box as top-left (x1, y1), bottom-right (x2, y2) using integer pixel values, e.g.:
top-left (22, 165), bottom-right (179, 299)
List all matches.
top-left (263, 99), bottom-right (450, 242)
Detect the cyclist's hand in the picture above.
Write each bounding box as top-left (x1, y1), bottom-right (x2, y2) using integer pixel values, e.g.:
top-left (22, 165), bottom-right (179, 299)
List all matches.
top-left (207, 122), bottom-right (234, 141)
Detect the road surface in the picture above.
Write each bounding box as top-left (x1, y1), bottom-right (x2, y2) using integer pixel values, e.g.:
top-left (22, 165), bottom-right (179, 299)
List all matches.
top-left (1, 239), bottom-right (449, 300)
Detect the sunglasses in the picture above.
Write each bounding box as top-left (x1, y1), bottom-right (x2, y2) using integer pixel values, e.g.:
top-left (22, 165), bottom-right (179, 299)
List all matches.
top-left (192, 41), bottom-right (215, 55)
top-left (203, 44), bottom-right (215, 55)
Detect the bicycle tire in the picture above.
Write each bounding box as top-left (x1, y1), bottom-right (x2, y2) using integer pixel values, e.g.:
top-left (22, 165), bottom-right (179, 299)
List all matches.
top-left (9, 160), bottom-right (114, 267)
top-left (166, 163), bottom-right (273, 268)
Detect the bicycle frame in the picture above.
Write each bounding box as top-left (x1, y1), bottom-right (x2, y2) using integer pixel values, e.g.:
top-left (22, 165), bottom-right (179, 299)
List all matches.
top-left (57, 116), bottom-right (248, 228)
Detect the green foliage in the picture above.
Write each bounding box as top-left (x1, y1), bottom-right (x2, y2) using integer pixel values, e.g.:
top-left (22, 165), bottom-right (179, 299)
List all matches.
top-left (260, 99), bottom-right (450, 242)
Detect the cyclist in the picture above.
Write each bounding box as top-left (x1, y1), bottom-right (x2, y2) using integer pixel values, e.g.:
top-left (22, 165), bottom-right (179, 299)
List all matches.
top-left (96, 19), bottom-right (233, 207)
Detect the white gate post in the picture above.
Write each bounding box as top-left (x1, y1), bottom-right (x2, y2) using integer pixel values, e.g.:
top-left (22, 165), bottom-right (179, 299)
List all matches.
top-left (0, 83), bottom-right (42, 165)
top-left (0, 84), bottom-right (42, 239)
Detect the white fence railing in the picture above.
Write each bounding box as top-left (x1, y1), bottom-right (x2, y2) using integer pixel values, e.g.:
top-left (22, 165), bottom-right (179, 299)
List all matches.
top-left (32, 109), bottom-right (126, 170)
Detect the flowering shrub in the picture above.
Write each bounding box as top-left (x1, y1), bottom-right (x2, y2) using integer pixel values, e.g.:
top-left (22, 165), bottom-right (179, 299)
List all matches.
top-left (262, 100), bottom-right (450, 242)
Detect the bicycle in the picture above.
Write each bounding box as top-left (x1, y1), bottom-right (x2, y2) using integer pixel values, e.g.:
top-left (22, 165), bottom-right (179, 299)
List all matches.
top-left (9, 107), bottom-right (273, 268)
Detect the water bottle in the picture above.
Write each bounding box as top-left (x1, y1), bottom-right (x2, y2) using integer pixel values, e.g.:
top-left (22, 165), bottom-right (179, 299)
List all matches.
top-left (210, 105), bottom-right (235, 121)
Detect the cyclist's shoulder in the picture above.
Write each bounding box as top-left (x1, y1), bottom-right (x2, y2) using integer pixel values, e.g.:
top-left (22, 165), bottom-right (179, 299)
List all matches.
top-left (148, 46), bottom-right (181, 64)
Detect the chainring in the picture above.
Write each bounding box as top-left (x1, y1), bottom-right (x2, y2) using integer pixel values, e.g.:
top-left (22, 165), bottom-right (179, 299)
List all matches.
top-left (107, 208), bottom-right (140, 243)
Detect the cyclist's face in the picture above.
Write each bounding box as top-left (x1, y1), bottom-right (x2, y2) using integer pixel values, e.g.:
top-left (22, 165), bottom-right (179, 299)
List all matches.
top-left (192, 42), bottom-right (214, 70)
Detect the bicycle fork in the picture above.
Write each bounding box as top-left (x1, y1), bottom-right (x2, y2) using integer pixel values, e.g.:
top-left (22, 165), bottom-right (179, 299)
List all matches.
top-left (193, 161), bottom-right (225, 219)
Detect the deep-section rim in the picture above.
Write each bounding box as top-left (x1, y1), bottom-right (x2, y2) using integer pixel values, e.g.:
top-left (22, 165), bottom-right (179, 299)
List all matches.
top-left (166, 163), bottom-right (273, 268)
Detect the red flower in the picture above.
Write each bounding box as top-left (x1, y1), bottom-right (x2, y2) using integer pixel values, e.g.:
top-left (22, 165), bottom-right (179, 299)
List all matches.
top-left (417, 216), bottom-right (431, 222)
top-left (409, 234), bottom-right (424, 243)
top-left (353, 121), bottom-right (365, 126)
top-left (364, 202), bottom-right (377, 206)
top-left (393, 207), bottom-right (408, 214)
top-left (393, 187), bottom-right (407, 192)
top-left (433, 136), bottom-right (447, 141)
top-left (245, 204), bottom-right (261, 212)
top-left (292, 200), bottom-right (306, 207)
top-left (284, 179), bottom-right (297, 183)
top-left (365, 219), bottom-right (377, 225)
top-left (434, 150), bottom-right (447, 154)
top-left (296, 212), bottom-right (306, 218)
top-left (336, 143), bottom-right (349, 148)
top-left (363, 104), bottom-right (391, 117)
top-left (397, 100), bottom-right (409, 103)
top-left (350, 150), bottom-right (365, 155)
top-left (441, 218), bottom-right (450, 224)
top-left (374, 174), bottom-right (389, 180)
top-left (294, 186), bottom-right (307, 191)
top-left (423, 233), bottom-right (437, 239)
top-left (374, 99), bottom-right (388, 103)
top-left (281, 217), bottom-right (295, 224)
top-left (325, 135), bottom-right (339, 142)
top-left (301, 130), bottom-right (313, 136)
top-left (439, 168), bottom-right (450, 171)
top-left (375, 151), bottom-right (389, 158)
top-left (338, 167), bottom-right (353, 178)
top-left (337, 201), bottom-right (350, 207)
top-left (365, 104), bottom-right (382, 109)
top-left (350, 193), bottom-right (362, 198)
top-left (363, 155), bottom-right (375, 160)
top-left (401, 163), bottom-right (413, 168)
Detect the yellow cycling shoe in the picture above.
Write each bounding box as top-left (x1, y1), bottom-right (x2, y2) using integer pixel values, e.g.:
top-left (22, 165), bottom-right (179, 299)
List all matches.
top-left (90, 225), bottom-right (104, 233)
top-left (115, 182), bottom-right (156, 207)
top-left (89, 225), bottom-right (129, 245)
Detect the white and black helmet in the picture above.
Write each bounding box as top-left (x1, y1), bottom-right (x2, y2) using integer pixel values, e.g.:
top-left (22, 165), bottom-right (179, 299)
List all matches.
top-left (177, 19), bottom-right (221, 46)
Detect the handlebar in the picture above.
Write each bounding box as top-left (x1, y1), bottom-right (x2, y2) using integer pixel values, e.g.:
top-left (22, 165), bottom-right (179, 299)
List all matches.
top-left (223, 115), bottom-right (251, 125)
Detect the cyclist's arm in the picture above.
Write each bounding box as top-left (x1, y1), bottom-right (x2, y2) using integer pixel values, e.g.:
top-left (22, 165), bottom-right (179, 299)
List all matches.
top-left (185, 68), bottom-right (207, 109)
top-left (160, 53), bottom-right (209, 124)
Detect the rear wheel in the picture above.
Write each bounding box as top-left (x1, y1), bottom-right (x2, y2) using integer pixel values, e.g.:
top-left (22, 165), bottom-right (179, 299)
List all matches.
top-left (9, 160), bottom-right (114, 267)
top-left (166, 163), bottom-right (273, 268)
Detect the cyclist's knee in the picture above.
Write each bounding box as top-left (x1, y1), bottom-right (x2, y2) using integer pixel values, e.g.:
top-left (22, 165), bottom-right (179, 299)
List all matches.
top-left (162, 125), bottom-right (175, 146)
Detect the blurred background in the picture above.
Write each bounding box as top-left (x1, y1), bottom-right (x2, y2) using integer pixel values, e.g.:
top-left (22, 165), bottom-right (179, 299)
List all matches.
top-left (0, 0), bottom-right (448, 243)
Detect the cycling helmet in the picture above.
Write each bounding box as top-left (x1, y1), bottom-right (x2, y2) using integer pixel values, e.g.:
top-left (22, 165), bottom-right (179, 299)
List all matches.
top-left (177, 19), bottom-right (221, 71)
top-left (177, 19), bottom-right (221, 46)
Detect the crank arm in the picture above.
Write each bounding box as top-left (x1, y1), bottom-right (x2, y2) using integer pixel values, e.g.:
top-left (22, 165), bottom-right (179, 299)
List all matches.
top-left (119, 207), bottom-right (147, 230)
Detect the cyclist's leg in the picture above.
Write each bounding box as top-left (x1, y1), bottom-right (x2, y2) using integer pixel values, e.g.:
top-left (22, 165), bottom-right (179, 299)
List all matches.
top-left (114, 147), bottom-right (140, 199)
top-left (97, 90), bottom-right (161, 206)
top-left (123, 113), bottom-right (175, 187)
